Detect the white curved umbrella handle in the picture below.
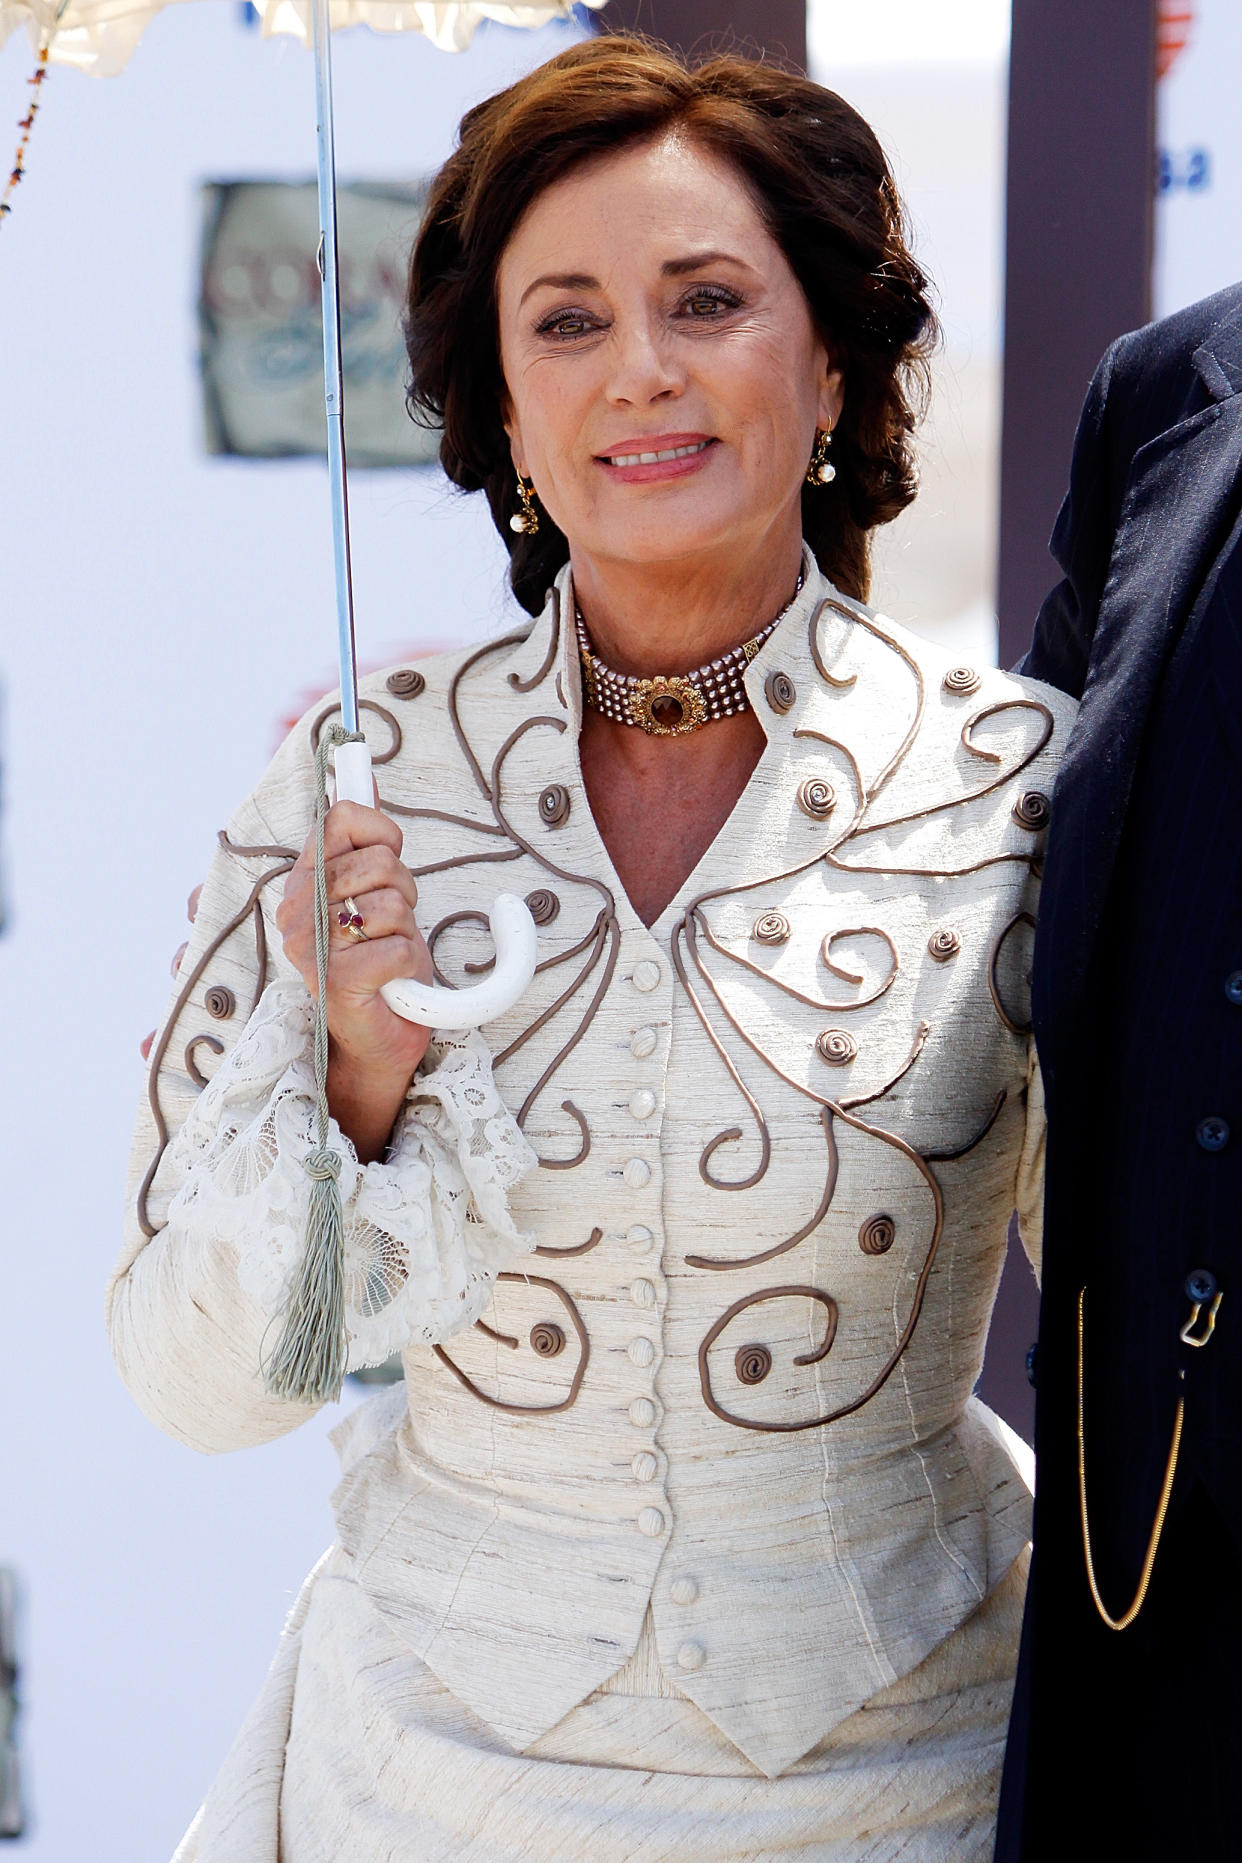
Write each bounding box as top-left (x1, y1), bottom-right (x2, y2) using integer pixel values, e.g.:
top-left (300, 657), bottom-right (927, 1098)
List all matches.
top-left (333, 740), bottom-right (538, 1033)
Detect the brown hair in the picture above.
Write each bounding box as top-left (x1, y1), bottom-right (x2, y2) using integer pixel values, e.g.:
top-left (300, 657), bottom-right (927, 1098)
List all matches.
top-left (405, 35), bottom-right (936, 616)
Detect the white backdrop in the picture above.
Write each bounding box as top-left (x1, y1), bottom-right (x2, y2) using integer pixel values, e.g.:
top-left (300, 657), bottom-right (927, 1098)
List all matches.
top-left (0, 7), bottom-right (1006, 1855)
top-left (0, 15), bottom-right (582, 1858)
top-left (1154, 0), bottom-right (1242, 319)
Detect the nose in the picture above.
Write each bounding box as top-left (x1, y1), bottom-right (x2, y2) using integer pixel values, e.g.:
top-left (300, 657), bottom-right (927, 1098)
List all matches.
top-left (604, 314), bottom-right (684, 407)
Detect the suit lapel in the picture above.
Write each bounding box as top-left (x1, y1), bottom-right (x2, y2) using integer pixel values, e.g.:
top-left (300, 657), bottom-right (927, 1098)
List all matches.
top-left (1034, 385), bottom-right (1242, 1065)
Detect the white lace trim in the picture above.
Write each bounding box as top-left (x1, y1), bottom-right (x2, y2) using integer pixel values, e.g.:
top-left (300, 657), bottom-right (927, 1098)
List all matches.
top-left (167, 980), bottom-right (538, 1369)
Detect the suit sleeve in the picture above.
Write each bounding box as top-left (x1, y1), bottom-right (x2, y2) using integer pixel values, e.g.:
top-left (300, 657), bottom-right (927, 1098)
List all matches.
top-left (1017, 343), bottom-right (1121, 699)
top-left (1014, 1040), bottom-right (1045, 1282)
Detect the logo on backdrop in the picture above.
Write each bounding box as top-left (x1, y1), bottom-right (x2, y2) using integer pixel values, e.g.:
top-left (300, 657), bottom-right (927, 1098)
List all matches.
top-left (199, 180), bottom-right (440, 468)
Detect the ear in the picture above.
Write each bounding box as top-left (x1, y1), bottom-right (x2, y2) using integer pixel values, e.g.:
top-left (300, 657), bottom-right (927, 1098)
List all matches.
top-left (819, 365), bottom-right (845, 432)
top-left (501, 395), bottom-right (527, 479)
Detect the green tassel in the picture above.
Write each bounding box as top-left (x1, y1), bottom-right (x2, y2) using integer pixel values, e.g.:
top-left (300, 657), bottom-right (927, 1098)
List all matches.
top-left (262, 721), bottom-right (364, 1406)
top-left (263, 1147), bottom-right (346, 1403)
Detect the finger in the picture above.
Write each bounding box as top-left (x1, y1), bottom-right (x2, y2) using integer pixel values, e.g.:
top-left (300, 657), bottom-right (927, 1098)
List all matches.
top-left (140, 1029), bottom-right (156, 1061)
top-left (187, 883), bottom-right (203, 924)
top-left (328, 932), bottom-right (434, 997)
top-left (321, 799), bottom-right (404, 863)
top-left (323, 846), bottom-right (417, 911)
top-left (171, 941), bottom-right (188, 979)
top-left (330, 886), bottom-right (415, 950)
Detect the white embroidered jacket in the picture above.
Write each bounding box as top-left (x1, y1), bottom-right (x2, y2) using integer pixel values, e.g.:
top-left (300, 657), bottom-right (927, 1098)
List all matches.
top-left (110, 562), bottom-right (1075, 1779)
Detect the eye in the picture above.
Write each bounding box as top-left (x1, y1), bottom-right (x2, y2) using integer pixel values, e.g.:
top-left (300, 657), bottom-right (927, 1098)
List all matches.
top-left (534, 308), bottom-right (601, 340)
top-left (678, 285), bottom-right (742, 319)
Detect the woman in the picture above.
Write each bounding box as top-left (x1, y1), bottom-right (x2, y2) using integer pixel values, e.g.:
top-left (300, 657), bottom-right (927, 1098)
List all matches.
top-left (111, 37), bottom-right (1075, 1861)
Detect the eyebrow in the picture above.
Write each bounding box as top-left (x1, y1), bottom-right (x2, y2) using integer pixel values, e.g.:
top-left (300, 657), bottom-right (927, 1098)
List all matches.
top-left (518, 250), bottom-right (750, 309)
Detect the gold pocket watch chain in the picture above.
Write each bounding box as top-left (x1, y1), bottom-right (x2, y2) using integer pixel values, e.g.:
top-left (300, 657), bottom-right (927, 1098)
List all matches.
top-left (1076, 1279), bottom-right (1222, 1631)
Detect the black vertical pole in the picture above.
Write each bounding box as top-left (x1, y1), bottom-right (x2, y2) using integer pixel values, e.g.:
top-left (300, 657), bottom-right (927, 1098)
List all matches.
top-left (981, 0), bottom-right (1156, 1438)
top-left (601, 0), bottom-right (806, 70)
top-left (997, 0), bottom-right (1157, 668)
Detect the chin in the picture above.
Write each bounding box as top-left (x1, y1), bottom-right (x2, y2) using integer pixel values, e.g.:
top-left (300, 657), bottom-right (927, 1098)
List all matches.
top-left (589, 504), bottom-right (767, 569)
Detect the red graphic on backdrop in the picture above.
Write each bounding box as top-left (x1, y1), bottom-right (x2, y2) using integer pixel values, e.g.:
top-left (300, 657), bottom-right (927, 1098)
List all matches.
top-left (1157, 1), bottom-right (1194, 80)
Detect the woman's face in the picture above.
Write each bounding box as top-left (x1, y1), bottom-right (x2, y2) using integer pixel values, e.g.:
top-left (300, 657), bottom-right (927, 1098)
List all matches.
top-left (496, 131), bottom-right (843, 577)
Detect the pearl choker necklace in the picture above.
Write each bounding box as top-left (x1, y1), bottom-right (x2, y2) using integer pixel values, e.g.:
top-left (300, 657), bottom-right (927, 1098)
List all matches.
top-left (575, 573), bottom-right (803, 737)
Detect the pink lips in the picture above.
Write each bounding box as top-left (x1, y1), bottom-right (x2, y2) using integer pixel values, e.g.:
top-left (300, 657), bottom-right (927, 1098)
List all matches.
top-left (595, 433), bottom-right (717, 485)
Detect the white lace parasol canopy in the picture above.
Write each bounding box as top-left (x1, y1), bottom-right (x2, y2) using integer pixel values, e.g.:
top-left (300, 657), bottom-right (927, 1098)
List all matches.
top-left (0, 0), bottom-right (603, 76)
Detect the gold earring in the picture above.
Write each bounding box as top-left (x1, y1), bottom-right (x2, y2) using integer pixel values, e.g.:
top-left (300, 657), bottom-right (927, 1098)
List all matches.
top-left (806, 427), bottom-right (836, 486)
top-left (509, 473), bottom-right (540, 535)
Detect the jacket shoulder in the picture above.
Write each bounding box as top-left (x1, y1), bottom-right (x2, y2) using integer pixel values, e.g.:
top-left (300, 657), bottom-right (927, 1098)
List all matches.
top-left (868, 609), bottom-right (1078, 752)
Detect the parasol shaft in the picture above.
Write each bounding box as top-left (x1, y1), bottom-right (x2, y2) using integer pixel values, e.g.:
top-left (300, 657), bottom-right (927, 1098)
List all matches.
top-left (310, 0), bottom-right (359, 736)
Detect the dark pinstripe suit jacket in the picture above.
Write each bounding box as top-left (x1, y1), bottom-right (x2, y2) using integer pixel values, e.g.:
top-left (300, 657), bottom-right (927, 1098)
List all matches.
top-left (997, 282), bottom-right (1242, 1858)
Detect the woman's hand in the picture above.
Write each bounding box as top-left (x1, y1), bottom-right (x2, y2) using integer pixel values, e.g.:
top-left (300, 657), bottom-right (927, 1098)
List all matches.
top-left (277, 801), bottom-right (433, 1162)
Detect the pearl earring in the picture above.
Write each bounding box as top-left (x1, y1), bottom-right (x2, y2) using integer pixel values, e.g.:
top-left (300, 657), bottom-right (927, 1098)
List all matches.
top-left (806, 428), bottom-right (836, 486)
top-left (509, 473), bottom-right (540, 535)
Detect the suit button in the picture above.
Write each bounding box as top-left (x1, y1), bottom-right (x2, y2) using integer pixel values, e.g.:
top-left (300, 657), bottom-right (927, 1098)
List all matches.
top-left (632, 960), bottom-right (661, 993)
top-left (1196, 1117), bottom-right (1230, 1152)
top-left (628, 1397), bottom-right (657, 1427)
top-left (638, 1507), bottom-right (666, 1537)
top-left (631, 1025), bottom-right (658, 1058)
top-left (629, 1088), bottom-right (657, 1120)
top-left (631, 1278), bottom-right (657, 1308)
top-left (631, 1451), bottom-right (658, 1482)
top-left (670, 1576), bottom-right (699, 1606)
top-left (623, 1157), bottom-right (652, 1189)
top-left (677, 1641), bottom-right (706, 1671)
top-left (1186, 1268), bottom-right (1218, 1304)
top-left (628, 1336), bottom-right (655, 1367)
top-left (1227, 972), bottom-right (1242, 1005)
top-left (626, 1224), bottom-right (655, 1251)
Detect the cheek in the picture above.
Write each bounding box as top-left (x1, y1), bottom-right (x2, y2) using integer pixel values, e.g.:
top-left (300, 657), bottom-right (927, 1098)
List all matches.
top-left (511, 360), bottom-right (591, 480)
top-left (731, 357), bottom-right (818, 481)
top-left (712, 323), bottom-right (821, 435)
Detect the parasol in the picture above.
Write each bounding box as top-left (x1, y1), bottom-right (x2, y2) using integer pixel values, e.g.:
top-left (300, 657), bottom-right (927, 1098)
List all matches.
top-left (1, 0), bottom-right (605, 1399)
top-left (1, 0), bottom-right (608, 1027)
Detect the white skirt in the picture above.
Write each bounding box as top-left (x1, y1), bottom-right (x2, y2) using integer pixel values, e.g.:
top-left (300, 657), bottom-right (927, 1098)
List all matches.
top-left (175, 1545), bottom-right (1027, 1863)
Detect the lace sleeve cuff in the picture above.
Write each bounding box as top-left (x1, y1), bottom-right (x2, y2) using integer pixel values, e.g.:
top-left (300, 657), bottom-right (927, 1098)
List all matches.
top-left (166, 980), bottom-right (538, 1370)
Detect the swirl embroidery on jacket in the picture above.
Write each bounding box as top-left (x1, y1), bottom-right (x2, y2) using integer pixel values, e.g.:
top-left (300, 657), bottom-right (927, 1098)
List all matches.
top-left (137, 832), bottom-right (297, 1239)
top-left (665, 595), bottom-right (1051, 1429)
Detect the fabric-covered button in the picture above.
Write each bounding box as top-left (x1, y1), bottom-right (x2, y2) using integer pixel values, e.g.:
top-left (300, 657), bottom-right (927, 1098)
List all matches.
top-left (626, 1224), bottom-right (655, 1251)
top-left (631, 1451), bottom-right (658, 1483)
top-left (1226, 971), bottom-right (1242, 1006)
top-left (624, 1157), bottom-right (652, 1189)
top-left (632, 960), bottom-right (662, 993)
top-left (629, 1088), bottom-right (657, 1121)
top-left (631, 1278), bottom-right (657, 1308)
top-left (628, 1336), bottom-right (655, 1367)
top-left (638, 1507), bottom-right (666, 1538)
top-left (631, 1025), bottom-right (658, 1058)
top-left (1185, 1268), bottom-right (1218, 1304)
top-left (1196, 1117), bottom-right (1230, 1152)
top-left (670, 1576), bottom-right (699, 1606)
top-left (676, 1641), bottom-right (706, 1672)
top-left (629, 1397), bottom-right (657, 1427)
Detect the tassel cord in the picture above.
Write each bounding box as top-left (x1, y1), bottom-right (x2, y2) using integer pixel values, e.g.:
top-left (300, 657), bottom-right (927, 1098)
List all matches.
top-left (263, 723), bottom-right (365, 1404)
